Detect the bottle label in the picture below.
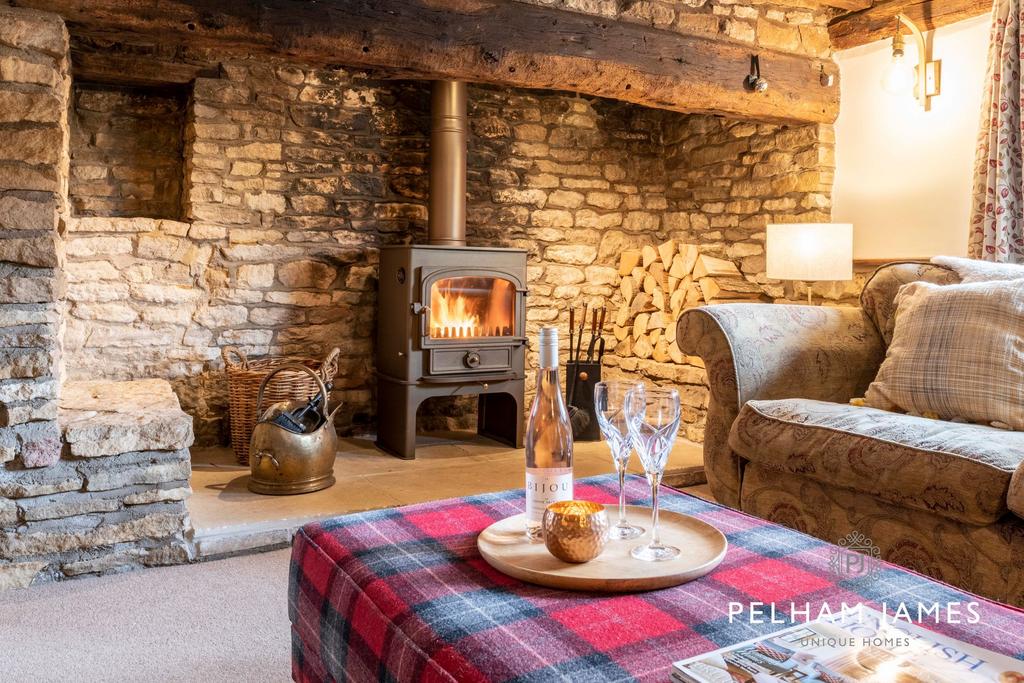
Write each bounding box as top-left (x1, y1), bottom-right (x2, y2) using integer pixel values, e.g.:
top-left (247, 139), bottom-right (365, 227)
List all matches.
top-left (525, 467), bottom-right (574, 524)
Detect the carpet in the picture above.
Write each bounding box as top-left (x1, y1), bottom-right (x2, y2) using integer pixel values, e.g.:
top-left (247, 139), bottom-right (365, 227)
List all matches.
top-left (0, 549), bottom-right (292, 682)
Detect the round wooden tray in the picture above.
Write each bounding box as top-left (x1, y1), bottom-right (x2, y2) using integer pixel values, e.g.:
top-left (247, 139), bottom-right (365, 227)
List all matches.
top-left (477, 505), bottom-right (728, 592)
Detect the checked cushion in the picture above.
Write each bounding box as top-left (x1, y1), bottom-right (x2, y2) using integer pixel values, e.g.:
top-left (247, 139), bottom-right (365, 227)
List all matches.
top-left (289, 475), bottom-right (1024, 682)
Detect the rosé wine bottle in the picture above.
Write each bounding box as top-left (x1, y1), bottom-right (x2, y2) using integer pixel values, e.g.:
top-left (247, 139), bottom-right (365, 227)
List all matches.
top-left (524, 326), bottom-right (574, 540)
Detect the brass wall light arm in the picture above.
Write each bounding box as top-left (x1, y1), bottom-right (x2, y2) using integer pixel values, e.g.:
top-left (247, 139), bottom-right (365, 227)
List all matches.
top-left (896, 13), bottom-right (941, 110)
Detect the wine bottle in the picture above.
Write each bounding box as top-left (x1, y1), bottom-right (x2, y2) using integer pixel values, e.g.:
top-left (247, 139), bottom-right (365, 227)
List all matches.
top-left (525, 326), bottom-right (574, 540)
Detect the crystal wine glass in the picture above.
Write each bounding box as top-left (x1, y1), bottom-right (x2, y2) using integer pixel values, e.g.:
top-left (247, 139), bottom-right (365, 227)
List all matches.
top-left (594, 381), bottom-right (645, 540)
top-left (624, 385), bottom-right (682, 562)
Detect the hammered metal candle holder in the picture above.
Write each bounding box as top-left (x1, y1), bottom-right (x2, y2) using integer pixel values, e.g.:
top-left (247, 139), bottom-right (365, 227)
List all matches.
top-left (542, 500), bottom-right (610, 563)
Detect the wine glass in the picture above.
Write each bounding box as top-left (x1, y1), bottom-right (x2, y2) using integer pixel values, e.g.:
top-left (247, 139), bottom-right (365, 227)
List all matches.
top-left (594, 381), bottom-right (645, 540)
top-left (624, 385), bottom-right (681, 562)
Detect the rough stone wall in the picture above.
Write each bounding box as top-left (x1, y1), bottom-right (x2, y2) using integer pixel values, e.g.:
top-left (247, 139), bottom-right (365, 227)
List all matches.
top-left (0, 6), bottom-right (68, 474)
top-left (2, 379), bottom-right (194, 588)
top-left (69, 83), bottom-right (187, 219)
top-left (61, 64), bottom-right (672, 443)
top-left (60, 69), bottom-right (843, 447)
top-left (55, 0), bottom-right (843, 446)
top-left (465, 93), bottom-right (668, 407)
top-left (600, 116), bottom-right (848, 442)
top-left (0, 8), bottom-right (196, 590)
top-left (63, 66), bottom-right (427, 444)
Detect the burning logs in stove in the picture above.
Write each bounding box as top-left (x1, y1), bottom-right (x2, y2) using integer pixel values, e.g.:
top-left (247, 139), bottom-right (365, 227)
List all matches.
top-left (431, 325), bottom-right (514, 339)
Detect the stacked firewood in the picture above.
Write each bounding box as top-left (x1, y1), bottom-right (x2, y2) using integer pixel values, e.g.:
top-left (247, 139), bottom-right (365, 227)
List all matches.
top-left (611, 240), bottom-right (767, 363)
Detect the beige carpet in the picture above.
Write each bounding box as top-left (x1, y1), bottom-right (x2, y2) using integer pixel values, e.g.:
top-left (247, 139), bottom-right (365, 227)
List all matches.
top-left (0, 549), bottom-right (292, 682)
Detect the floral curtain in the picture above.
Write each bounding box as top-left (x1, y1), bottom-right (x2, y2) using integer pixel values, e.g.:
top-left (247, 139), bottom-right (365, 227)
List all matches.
top-left (970, 0), bottom-right (1024, 263)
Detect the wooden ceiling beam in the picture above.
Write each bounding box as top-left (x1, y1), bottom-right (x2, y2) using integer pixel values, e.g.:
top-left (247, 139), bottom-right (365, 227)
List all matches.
top-left (829, 0), bottom-right (992, 50)
top-left (11, 0), bottom-right (839, 124)
top-left (70, 45), bottom-right (220, 87)
top-left (815, 0), bottom-right (874, 13)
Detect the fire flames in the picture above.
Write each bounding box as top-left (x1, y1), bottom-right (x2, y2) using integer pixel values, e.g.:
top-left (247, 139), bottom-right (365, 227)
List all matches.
top-left (429, 277), bottom-right (514, 339)
top-left (432, 289), bottom-right (482, 338)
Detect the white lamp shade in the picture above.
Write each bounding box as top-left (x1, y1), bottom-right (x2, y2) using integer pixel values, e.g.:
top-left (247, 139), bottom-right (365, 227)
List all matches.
top-left (766, 223), bottom-right (853, 281)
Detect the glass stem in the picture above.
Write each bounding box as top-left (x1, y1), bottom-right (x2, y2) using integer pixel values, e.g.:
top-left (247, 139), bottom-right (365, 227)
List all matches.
top-left (650, 479), bottom-right (661, 547)
top-left (617, 465), bottom-right (627, 527)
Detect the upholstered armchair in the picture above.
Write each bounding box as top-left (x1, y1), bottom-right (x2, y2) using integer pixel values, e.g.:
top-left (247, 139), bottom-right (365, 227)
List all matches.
top-left (676, 304), bottom-right (883, 508)
top-left (676, 262), bottom-right (1024, 606)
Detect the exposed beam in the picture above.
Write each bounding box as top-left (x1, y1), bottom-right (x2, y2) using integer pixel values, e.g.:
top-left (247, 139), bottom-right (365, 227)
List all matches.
top-left (70, 45), bottom-right (220, 86)
top-left (12, 0), bottom-right (839, 124)
top-left (829, 0), bottom-right (991, 50)
top-left (815, 0), bottom-right (874, 12)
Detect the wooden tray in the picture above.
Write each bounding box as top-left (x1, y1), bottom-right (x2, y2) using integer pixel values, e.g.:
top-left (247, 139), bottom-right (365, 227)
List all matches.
top-left (477, 505), bottom-right (727, 592)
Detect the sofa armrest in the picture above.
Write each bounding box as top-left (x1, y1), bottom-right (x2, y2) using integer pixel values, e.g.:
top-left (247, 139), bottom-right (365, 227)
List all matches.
top-left (676, 304), bottom-right (884, 508)
top-left (1010, 465), bottom-right (1024, 522)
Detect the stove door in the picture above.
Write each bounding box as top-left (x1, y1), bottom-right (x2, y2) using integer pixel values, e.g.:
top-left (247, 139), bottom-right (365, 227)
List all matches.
top-left (418, 267), bottom-right (525, 346)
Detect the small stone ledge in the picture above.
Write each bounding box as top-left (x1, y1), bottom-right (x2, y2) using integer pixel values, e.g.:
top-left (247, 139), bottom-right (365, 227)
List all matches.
top-left (66, 216), bottom-right (190, 235)
top-left (60, 379), bottom-right (195, 458)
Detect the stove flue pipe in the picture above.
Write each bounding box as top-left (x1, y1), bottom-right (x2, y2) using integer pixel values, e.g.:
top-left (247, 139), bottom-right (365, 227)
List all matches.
top-left (428, 80), bottom-right (467, 247)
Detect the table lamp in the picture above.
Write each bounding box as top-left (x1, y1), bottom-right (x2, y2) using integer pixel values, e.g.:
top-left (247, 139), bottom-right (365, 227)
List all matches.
top-left (766, 223), bottom-right (853, 304)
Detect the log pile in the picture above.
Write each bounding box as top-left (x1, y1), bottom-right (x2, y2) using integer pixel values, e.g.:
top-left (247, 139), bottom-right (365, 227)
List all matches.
top-left (611, 241), bottom-right (768, 363)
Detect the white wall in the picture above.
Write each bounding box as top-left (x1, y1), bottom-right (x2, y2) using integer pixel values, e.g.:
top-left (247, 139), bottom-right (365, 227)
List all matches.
top-left (833, 14), bottom-right (990, 260)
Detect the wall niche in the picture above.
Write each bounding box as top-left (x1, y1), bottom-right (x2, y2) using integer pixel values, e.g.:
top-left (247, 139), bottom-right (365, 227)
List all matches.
top-left (69, 81), bottom-right (187, 220)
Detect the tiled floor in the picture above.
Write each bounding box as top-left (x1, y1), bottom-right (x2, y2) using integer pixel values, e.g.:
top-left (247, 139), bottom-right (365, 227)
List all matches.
top-left (187, 432), bottom-right (705, 557)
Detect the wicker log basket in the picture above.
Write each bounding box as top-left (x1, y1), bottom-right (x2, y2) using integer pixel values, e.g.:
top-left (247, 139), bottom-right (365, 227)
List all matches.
top-left (223, 346), bottom-right (341, 465)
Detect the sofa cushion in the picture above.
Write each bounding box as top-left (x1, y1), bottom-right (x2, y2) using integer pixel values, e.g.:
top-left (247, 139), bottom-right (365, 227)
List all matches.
top-left (729, 398), bottom-right (1024, 525)
top-left (865, 279), bottom-right (1024, 431)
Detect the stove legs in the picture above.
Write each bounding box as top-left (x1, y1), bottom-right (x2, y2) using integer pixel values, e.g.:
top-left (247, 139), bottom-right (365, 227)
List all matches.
top-left (376, 377), bottom-right (525, 459)
top-left (375, 380), bottom-right (419, 460)
top-left (478, 391), bottom-right (523, 449)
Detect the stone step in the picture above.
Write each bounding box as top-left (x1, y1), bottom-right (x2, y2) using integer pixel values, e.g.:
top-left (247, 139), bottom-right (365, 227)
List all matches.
top-left (60, 379), bottom-right (194, 458)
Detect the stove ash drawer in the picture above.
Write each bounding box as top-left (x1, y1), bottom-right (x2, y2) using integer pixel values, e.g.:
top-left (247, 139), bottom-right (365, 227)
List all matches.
top-left (429, 347), bottom-right (512, 375)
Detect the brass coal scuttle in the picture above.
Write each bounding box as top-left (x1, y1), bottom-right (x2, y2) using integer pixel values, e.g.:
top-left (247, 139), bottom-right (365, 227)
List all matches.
top-left (248, 364), bottom-right (340, 495)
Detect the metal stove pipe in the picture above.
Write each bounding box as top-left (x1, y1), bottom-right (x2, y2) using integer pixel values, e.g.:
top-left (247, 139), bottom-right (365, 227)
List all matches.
top-left (428, 80), bottom-right (467, 247)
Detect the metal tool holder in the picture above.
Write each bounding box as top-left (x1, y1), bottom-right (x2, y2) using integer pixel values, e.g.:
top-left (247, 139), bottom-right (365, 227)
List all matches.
top-left (565, 360), bottom-right (601, 441)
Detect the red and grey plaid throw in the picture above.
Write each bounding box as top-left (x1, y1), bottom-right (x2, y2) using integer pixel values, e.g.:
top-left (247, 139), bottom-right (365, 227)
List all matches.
top-left (289, 475), bottom-right (1024, 682)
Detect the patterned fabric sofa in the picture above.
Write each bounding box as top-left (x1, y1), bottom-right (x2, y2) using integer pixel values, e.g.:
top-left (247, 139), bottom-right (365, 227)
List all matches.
top-left (677, 262), bottom-right (1024, 607)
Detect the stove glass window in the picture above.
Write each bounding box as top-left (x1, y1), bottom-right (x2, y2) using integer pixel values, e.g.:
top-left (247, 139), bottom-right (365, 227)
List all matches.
top-left (429, 276), bottom-right (515, 339)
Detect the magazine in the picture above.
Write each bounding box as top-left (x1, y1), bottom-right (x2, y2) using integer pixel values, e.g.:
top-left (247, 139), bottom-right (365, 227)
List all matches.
top-left (672, 605), bottom-right (1024, 683)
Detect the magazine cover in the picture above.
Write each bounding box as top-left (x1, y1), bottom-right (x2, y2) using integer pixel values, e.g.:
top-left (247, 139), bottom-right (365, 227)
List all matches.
top-left (673, 606), bottom-right (1024, 683)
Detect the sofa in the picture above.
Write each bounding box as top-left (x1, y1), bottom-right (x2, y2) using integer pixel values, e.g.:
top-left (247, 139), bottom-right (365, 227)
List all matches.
top-left (677, 261), bottom-right (1024, 607)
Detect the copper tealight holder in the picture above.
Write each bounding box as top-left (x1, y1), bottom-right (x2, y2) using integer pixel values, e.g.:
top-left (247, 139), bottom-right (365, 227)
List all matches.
top-left (542, 500), bottom-right (610, 563)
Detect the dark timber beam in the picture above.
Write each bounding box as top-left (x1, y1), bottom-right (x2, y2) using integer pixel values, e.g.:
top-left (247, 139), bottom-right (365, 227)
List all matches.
top-left (70, 45), bottom-right (221, 86)
top-left (829, 0), bottom-right (992, 50)
top-left (12, 0), bottom-right (839, 124)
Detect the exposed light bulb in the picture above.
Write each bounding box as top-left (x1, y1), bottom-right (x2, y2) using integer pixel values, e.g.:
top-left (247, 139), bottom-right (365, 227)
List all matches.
top-left (881, 51), bottom-right (916, 96)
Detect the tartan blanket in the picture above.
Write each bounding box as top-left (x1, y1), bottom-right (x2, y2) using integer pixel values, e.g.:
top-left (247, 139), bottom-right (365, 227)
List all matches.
top-left (289, 475), bottom-right (1024, 682)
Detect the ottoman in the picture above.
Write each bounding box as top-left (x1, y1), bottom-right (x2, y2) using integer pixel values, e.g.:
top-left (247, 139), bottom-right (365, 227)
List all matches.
top-left (289, 475), bottom-right (1024, 682)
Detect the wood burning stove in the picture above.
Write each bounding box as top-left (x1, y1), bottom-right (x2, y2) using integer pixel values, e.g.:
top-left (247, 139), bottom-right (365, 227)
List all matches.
top-left (375, 80), bottom-right (526, 459)
top-left (376, 246), bottom-right (527, 459)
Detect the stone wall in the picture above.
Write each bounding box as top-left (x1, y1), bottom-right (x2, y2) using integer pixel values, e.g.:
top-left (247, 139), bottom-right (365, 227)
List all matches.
top-left (69, 83), bottom-right (187, 219)
top-left (53, 0), bottom-right (842, 446)
top-left (60, 58), bottom-right (842, 446)
top-left (60, 66), bottom-right (673, 443)
top-left (0, 7), bottom-right (196, 589)
top-left (0, 6), bottom-right (68, 473)
top-left (2, 379), bottom-right (194, 587)
top-left (602, 116), bottom-right (845, 441)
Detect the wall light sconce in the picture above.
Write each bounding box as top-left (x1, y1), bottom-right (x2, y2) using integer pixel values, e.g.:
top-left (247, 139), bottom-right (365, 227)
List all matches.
top-left (743, 55), bottom-right (769, 93)
top-left (880, 14), bottom-right (940, 110)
